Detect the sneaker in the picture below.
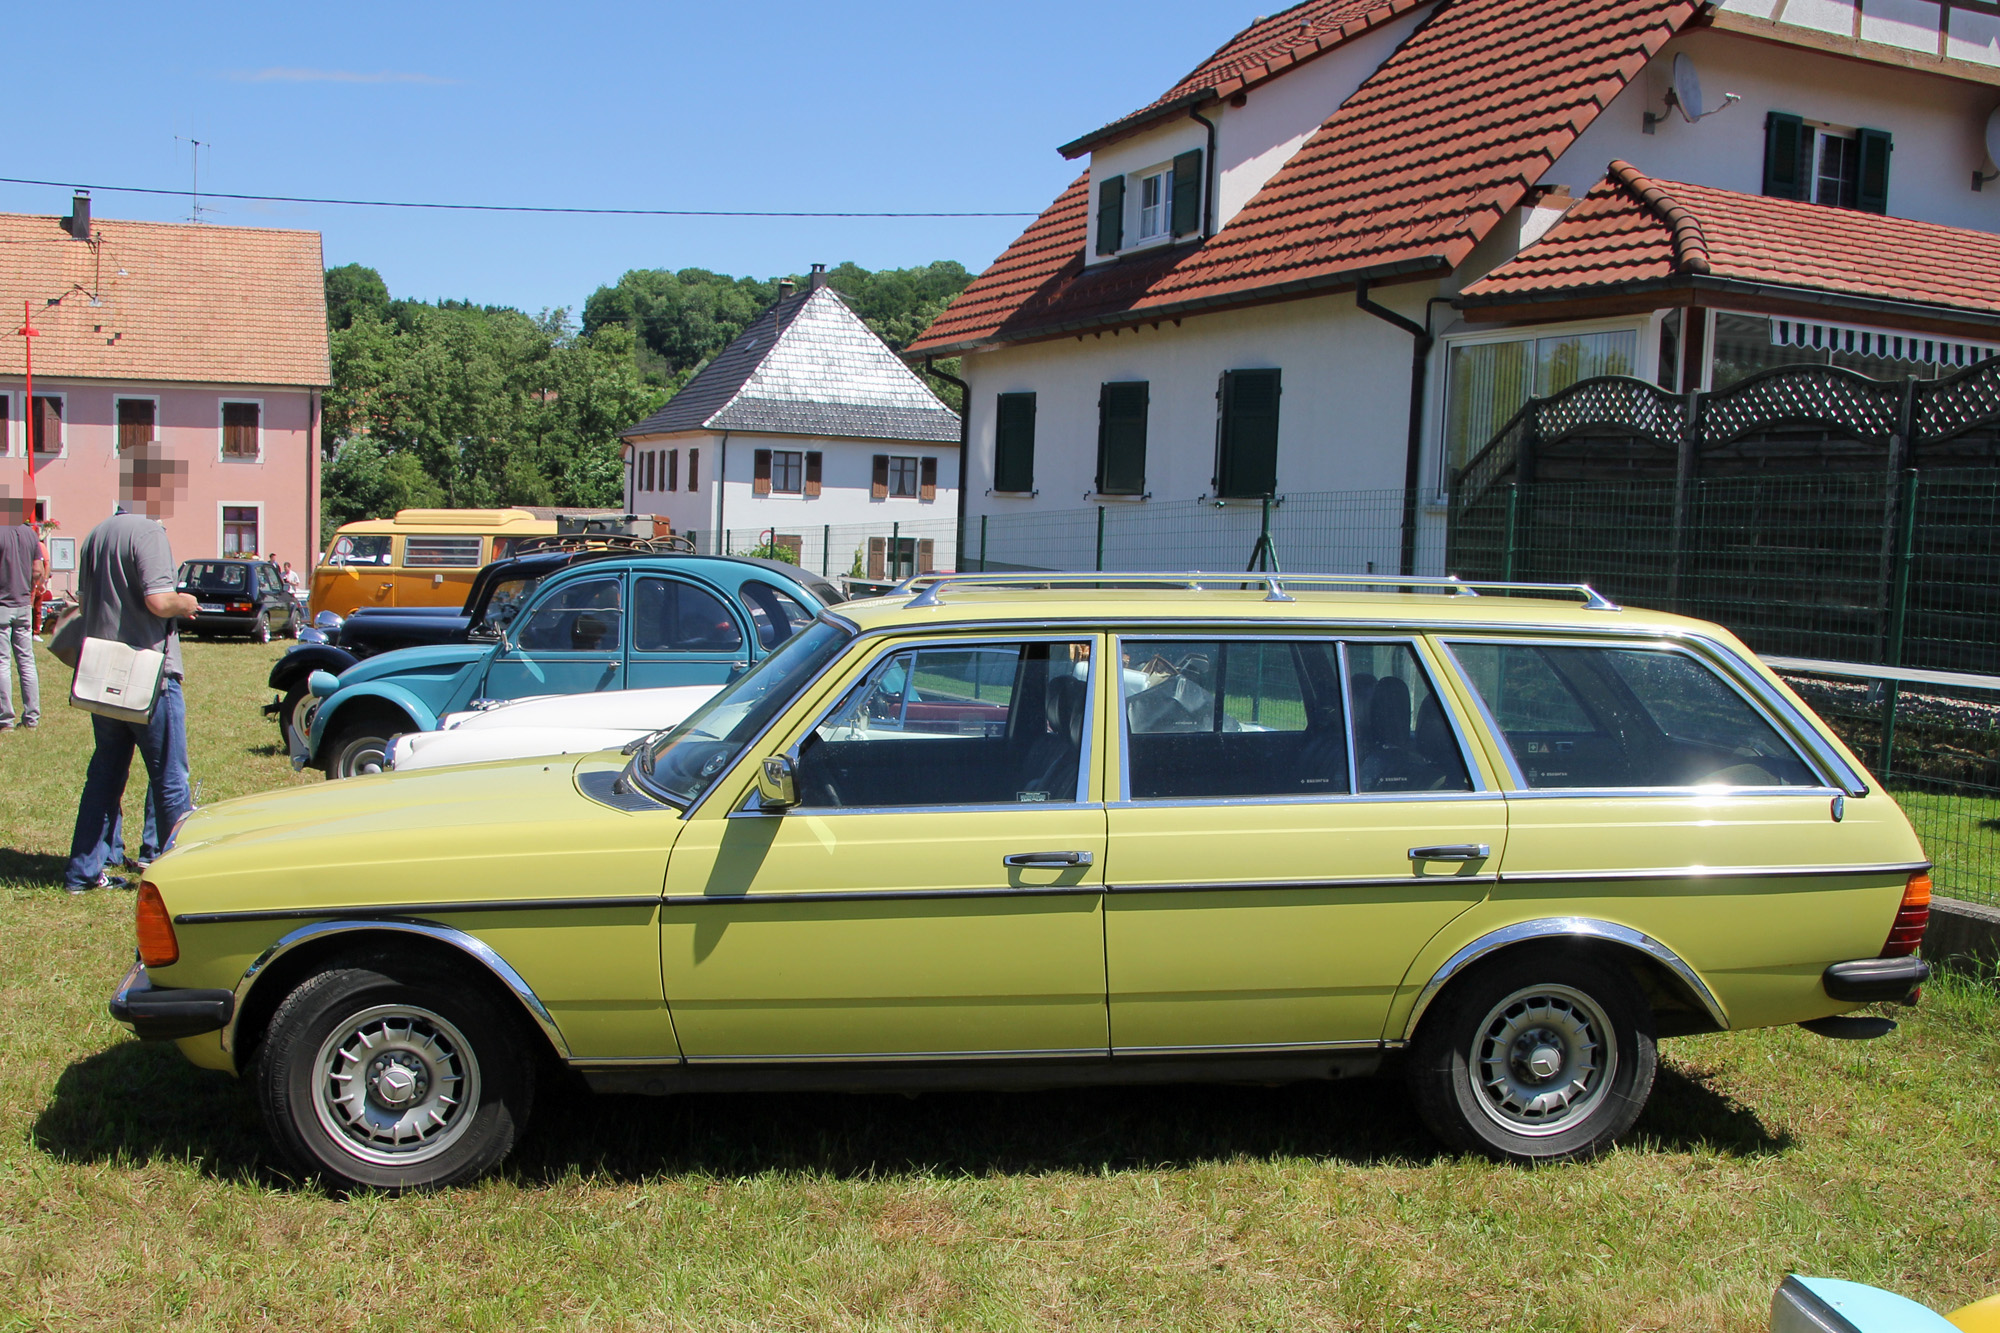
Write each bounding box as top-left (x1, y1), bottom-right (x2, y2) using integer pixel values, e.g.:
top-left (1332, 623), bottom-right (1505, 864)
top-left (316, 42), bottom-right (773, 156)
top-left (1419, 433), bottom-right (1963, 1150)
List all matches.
top-left (66, 873), bottom-right (126, 895)
top-left (123, 857), bottom-right (150, 874)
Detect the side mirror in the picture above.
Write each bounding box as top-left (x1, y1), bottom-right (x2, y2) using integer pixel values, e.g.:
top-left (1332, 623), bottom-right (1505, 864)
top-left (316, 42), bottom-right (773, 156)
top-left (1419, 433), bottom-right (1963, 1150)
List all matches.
top-left (755, 754), bottom-right (797, 811)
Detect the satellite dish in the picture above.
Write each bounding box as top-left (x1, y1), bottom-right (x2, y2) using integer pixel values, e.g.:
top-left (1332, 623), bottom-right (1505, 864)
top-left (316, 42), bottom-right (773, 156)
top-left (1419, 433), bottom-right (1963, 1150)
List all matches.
top-left (1662, 52), bottom-right (1740, 124)
top-left (1673, 54), bottom-right (1705, 121)
top-left (1985, 105), bottom-right (2000, 167)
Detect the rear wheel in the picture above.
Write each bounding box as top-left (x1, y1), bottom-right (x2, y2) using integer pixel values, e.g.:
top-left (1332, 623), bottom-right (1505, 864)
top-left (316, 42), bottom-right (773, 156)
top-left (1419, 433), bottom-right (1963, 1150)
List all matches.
top-left (252, 962), bottom-right (535, 1192)
top-left (326, 708), bottom-right (408, 779)
top-left (252, 611), bottom-right (272, 644)
top-left (1407, 947), bottom-right (1656, 1164)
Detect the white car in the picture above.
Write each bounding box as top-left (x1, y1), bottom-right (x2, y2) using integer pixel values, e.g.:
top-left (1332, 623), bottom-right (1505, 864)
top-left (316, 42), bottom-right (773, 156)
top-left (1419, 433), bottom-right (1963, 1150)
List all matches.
top-left (386, 684), bottom-right (724, 772)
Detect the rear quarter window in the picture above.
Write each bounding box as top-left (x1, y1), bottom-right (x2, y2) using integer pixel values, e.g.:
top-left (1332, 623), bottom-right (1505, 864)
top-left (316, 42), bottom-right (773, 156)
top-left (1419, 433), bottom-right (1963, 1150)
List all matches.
top-left (1449, 641), bottom-right (1819, 790)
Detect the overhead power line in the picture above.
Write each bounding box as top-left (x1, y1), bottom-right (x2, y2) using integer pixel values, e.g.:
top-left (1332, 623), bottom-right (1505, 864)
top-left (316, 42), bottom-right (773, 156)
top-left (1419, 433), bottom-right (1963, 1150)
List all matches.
top-left (0, 174), bottom-right (1039, 219)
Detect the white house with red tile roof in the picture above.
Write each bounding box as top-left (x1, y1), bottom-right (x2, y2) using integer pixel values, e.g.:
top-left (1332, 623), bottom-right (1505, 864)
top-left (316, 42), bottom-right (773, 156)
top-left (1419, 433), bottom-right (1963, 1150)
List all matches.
top-left (910, 0), bottom-right (2000, 572)
top-left (0, 193), bottom-right (328, 576)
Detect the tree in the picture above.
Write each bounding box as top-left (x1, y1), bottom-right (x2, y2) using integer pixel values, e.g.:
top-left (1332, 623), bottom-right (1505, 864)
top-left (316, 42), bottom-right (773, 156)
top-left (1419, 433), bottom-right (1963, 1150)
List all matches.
top-left (324, 263), bottom-right (391, 331)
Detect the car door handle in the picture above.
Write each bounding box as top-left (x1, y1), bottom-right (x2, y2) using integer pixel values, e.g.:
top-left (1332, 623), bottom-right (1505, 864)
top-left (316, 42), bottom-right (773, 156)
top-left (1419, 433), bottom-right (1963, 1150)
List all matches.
top-left (1408, 844), bottom-right (1490, 862)
top-left (1003, 851), bottom-right (1094, 868)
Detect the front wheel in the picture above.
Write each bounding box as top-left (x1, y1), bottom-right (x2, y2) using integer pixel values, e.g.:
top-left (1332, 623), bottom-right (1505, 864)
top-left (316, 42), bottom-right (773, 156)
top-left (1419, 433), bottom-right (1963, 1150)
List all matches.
top-left (325, 710), bottom-right (407, 779)
top-left (1407, 947), bottom-right (1656, 1164)
top-left (252, 963), bottom-right (535, 1192)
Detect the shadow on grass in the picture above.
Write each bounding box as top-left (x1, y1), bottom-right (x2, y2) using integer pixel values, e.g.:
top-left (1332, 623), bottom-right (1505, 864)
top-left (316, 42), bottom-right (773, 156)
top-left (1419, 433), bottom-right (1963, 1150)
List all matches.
top-left (32, 1041), bottom-right (284, 1185)
top-left (246, 744), bottom-right (287, 758)
top-left (37, 1045), bottom-right (1791, 1189)
top-left (1629, 1062), bottom-right (1792, 1157)
top-left (0, 848), bottom-right (68, 885)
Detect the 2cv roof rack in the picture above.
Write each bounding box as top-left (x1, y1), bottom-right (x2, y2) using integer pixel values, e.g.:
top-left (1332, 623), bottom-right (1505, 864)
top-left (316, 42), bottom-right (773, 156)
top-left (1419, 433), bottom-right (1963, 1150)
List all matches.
top-left (512, 533), bottom-right (696, 557)
top-left (889, 571), bottom-right (1619, 612)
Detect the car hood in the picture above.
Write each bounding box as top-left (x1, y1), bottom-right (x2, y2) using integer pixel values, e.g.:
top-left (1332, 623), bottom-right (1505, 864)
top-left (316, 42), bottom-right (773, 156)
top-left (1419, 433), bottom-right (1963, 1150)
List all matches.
top-left (335, 642), bottom-right (491, 685)
top-left (151, 754), bottom-right (679, 920)
top-left (444, 684), bottom-right (722, 732)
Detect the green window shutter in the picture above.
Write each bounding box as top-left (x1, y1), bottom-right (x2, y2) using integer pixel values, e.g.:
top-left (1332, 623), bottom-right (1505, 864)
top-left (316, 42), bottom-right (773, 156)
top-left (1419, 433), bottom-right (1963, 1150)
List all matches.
top-left (1763, 112), bottom-right (1812, 200)
top-left (1096, 176), bottom-right (1125, 255)
top-left (1216, 369), bottom-right (1282, 498)
top-left (1096, 381), bottom-right (1149, 495)
top-left (994, 392), bottom-right (1036, 492)
top-left (1171, 149), bottom-right (1203, 238)
top-left (1857, 128), bottom-right (1892, 213)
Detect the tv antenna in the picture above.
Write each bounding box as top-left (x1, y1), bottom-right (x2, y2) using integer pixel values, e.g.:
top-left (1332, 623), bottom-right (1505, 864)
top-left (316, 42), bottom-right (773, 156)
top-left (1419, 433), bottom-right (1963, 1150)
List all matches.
top-left (174, 136), bottom-right (214, 222)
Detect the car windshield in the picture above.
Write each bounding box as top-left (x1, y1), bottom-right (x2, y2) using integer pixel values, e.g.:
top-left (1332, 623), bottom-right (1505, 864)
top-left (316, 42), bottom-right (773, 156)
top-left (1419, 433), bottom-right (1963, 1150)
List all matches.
top-left (631, 620), bottom-right (851, 806)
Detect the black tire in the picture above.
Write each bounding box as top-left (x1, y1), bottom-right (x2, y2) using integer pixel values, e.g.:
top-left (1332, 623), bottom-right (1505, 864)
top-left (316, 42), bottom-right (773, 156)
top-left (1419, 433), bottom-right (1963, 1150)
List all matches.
top-left (252, 962), bottom-right (536, 1192)
top-left (1407, 945), bottom-right (1656, 1164)
top-left (325, 709), bottom-right (407, 779)
top-left (276, 685), bottom-right (312, 756)
top-left (252, 611), bottom-right (272, 644)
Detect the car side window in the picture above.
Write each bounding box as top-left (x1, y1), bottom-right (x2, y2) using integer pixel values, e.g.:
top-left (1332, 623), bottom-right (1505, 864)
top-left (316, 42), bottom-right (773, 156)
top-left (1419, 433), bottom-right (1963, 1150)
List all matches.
top-left (1449, 642), bottom-right (1817, 788)
top-left (794, 641), bottom-right (1089, 808)
top-left (1121, 639), bottom-right (1347, 799)
top-left (513, 576), bottom-right (623, 653)
top-left (632, 578), bottom-right (743, 653)
top-left (1344, 642), bottom-right (1474, 795)
top-left (739, 580), bottom-right (814, 651)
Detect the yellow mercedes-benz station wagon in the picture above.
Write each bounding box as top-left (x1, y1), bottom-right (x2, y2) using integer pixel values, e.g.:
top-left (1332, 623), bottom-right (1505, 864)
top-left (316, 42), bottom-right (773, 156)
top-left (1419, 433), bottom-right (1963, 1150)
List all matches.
top-left (111, 574), bottom-right (1933, 1189)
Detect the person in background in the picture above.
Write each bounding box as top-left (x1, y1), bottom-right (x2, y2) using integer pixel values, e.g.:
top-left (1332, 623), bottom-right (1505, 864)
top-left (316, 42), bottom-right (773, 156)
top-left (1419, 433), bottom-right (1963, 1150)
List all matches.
top-left (63, 447), bottom-right (199, 893)
top-left (0, 492), bottom-right (46, 731)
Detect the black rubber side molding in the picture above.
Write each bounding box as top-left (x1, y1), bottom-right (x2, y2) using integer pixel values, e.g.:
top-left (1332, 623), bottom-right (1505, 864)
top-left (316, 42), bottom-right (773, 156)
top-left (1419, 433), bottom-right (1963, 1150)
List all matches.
top-left (109, 961), bottom-right (236, 1041)
top-left (1821, 956), bottom-right (1930, 1003)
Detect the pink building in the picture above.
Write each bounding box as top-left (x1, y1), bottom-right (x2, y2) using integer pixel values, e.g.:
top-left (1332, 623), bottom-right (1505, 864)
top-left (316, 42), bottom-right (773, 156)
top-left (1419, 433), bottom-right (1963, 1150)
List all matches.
top-left (0, 192), bottom-right (328, 578)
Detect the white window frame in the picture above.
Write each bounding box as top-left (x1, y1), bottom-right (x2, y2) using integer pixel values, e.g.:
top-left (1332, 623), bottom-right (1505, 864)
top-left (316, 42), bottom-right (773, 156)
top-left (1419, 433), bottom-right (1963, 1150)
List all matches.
top-left (1434, 315), bottom-right (1657, 496)
top-left (770, 449), bottom-right (804, 495)
top-left (113, 394), bottom-right (161, 457)
top-left (217, 500), bottom-right (264, 559)
top-left (887, 454), bottom-right (921, 499)
top-left (1811, 125), bottom-right (1859, 209)
top-left (218, 397), bottom-right (265, 463)
top-left (25, 389), bottom-right (65, 459)
top-left (1135, 166), bottom-right (1173, 243)
top-left (0, 390), bottom-right (11, 458)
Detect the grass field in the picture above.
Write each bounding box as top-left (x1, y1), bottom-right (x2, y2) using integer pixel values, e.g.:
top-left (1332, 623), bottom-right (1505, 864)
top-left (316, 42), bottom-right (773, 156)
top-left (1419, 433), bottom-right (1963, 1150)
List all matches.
top-left (3, 637), bottom-right (1999, 1331)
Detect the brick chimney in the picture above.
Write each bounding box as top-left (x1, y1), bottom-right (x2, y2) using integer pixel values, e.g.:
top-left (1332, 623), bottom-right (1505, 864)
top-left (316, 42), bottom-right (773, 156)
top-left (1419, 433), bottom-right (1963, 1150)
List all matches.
top-left (808, 262), bottom-right (828, 291)
top-left (65, 189), bottom-right (91, 242)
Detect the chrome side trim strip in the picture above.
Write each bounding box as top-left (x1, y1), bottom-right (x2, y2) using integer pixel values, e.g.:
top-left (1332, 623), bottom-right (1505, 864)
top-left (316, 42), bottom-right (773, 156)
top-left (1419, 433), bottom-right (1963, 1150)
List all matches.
top-left (1401, 917), bottom-right (1729, 1041)
top-left (681, 1046), bottom-right (1108, 1064)
top-left (227, 919), bottom-right (571, 1059)
top-left (1495, 861), bottom-right (1928, 885)
top-left (1106, 875), bottom-right (1496, 895)
top-left (1112, 1039), bottom-right (1392, 1057)
top-left (180, 895), bottom-right (661, 925)
top-left (662, 885), bottom-right (1105, 907)
top-left (1107, 790), bottom-right (1506, 810)
top-left (1498, 786), bottom-right (1842, 801)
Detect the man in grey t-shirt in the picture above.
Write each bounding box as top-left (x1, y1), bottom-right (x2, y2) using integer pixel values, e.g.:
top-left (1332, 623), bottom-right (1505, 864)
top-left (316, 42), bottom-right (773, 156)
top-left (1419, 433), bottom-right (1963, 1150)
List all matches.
top-left (0, 494), bottom-right (45, 730)
top-left (64, 448), bottom-right (200, 892)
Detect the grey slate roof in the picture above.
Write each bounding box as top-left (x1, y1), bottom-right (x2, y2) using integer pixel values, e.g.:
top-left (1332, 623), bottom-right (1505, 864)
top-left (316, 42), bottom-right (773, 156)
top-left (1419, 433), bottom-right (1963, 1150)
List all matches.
top-left (620, 285), bottom-right (961, 444)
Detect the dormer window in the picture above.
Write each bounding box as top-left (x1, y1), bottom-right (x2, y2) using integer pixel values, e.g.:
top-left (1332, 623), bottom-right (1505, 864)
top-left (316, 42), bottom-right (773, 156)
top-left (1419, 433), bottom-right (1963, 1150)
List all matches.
top-left (1138, 169), bottom-right (1172, 241)
top-left (1763, 112), bottom-right (1890, 213)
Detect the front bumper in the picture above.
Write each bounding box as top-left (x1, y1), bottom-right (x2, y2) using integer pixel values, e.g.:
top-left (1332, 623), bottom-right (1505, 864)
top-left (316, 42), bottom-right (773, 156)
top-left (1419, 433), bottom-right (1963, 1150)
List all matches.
top-left (108, 959), bottom-right (235, 1041)
top-left (1822, 956), bottom-right (1930, 1004)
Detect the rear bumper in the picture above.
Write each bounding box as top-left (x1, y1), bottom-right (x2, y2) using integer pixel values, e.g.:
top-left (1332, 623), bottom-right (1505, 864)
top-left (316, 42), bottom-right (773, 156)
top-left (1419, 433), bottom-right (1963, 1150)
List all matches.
top-left (1822, 956), bottom-right (1930, 1003)
top-left (108, 960), bottom-right (235, 1041)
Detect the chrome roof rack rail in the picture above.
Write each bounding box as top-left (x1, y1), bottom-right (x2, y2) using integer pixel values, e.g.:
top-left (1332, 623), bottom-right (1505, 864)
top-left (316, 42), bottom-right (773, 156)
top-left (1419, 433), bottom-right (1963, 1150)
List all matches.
top-left (888, 572), bottom-right (1619, 611)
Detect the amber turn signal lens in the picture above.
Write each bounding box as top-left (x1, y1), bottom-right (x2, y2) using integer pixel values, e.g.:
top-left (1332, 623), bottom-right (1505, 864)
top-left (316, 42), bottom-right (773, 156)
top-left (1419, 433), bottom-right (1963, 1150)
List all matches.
top-left (1881, 872), bottom-right (1932, 958)
top-left (136, 882), bottom-right (179, 968)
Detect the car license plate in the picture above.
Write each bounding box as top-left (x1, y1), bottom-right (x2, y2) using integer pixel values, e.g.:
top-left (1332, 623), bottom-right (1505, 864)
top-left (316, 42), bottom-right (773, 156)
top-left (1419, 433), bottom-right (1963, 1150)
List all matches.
top-left (197, 602), bottom-right (224, 613)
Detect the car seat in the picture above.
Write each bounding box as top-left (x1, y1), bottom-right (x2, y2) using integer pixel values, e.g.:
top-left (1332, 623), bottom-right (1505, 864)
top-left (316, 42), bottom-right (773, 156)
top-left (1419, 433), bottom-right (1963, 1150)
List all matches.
top-left (1019, 674), bottom-right (1085, 800)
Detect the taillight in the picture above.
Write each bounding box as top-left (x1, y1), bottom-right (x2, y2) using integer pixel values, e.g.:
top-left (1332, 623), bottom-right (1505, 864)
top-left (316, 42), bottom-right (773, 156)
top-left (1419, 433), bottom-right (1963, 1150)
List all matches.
top-left (1881, 872), bottom-right (1931, 958)
top-left (136, 882), bottom-right (179, 967)
top-left (230, 602), bottom-right (252, 613)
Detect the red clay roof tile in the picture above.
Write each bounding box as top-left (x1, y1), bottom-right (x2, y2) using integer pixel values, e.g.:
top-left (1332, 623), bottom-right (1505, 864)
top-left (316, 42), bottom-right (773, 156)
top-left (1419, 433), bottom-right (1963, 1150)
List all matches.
top-left (1460, 162), bottom-right (2000, 321)
top-left (913, 0), bottom-right (1695, 356)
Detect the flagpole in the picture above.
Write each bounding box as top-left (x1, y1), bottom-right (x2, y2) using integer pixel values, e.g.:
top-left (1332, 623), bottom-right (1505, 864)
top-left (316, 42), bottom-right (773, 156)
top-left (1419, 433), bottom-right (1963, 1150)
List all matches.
top-left (18, 300), bottom-right (37, 520)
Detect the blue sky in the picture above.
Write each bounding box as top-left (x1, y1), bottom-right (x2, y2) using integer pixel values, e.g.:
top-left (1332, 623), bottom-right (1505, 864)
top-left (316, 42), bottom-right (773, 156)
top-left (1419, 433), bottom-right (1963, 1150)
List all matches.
top-left (3, 1), bottom-right (1256, 316)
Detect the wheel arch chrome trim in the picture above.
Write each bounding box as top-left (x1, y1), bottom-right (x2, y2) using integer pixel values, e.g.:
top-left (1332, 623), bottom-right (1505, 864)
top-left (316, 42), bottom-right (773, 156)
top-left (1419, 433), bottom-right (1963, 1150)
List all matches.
top-left (226, 918), bottom-right (571, 1061)
top-left (1400, 916), bottom-right (1728, 1041)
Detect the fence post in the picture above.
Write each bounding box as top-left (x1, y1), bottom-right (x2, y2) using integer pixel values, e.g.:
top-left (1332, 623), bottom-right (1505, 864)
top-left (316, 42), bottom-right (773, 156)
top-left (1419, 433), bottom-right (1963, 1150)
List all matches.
top-left (1095, 505), bottom-right (1106, 572)
top-left (822, 524), bottom-right (830, 577)
top-left (1878, 469), bottom-right (1920, 775)
top-left (1669, 387), bottom-right (1701, 608)
top-left (892, 521), bottom-right (900, 579)
top-left (979, 514), bottom-right (988, 572)
top-left (1502, 483), bottom-right (1518, 582)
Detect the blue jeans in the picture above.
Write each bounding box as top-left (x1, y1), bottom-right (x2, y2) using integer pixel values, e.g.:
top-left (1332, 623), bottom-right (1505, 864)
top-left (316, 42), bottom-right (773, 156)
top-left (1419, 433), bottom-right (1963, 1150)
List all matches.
top-left (64, 677), bottom-right (192, 888)
top-left (0, 604), bottom-right (36, 728)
